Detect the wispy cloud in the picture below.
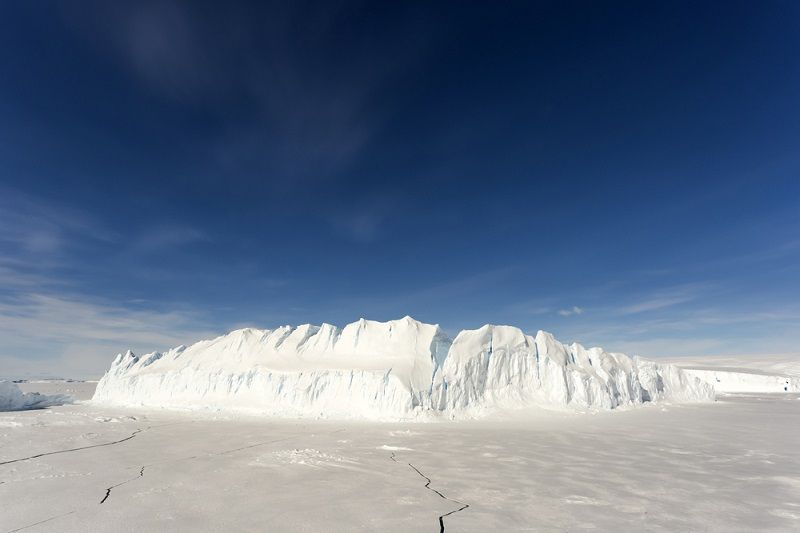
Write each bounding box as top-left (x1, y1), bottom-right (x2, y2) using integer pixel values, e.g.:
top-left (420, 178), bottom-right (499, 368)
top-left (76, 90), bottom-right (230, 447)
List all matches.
top-left (618, 283), bottom-right (711, 315)
top-left (597, 337), bottom-right (728, 358)
top-left (329, 195), bottom-right (402, 243)
top-left (558, 306), bottom-right (583, 317)
top-left (130, 224), bottom-right (209, 253)
top-left (0, 188), bottom-right (222, 378)
top-left (620, 295), bottom-right (694, 314)
top-left (333, 212), bottom-right (384, 243)
top-left (0, 258), bottom-right (62, 289)
top-left (0, 293), bottom-right (208, 347)
top-left (0, 292), bottom-right (218, 379)
top-left (64, 2), bottom-right (433, 190)
top-left (519, 306), bottom-right (552, 316)
top-left (318, 266), bottom-right (519, 326)
top-left (0, 187), bottom-right (116, 256)
top-left (553, 300), bottom-right (800, 360)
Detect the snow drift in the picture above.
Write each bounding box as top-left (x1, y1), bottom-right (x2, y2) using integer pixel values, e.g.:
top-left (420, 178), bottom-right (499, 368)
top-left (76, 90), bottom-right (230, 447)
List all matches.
top-left (0, 380), bottom-right (72, 411)
top-left (93, 317), bottom-right (714, 418)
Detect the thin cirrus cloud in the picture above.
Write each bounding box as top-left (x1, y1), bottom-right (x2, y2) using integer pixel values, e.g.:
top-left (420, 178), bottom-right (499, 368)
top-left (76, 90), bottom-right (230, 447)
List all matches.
top-left (0, 188), bottom-right (222, 377)
top-left (1, 3), bottom-right (797, 378)
top-left (130, 225), bottom-right (210, 254)
top-left (620, 295), bottom-right (696, 314)
top-left (558, 306), bottom-right (583, 317)
top-left (0, 291), bottom-right (218, 379)
top-left (0, 187), bottom-right (117, 256)
top-left (618, 283), bottom-right (712, 315)
top-left (0, 293), bottom-right (209, 348)
top-left (63, 2), bottom-right (431, 188)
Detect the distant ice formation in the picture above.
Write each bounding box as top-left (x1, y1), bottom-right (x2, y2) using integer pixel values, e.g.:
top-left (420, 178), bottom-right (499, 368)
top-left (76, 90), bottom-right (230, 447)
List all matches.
top-left (0, 380), bottom-right (72, 411)
top-left (668, 355), bottom-right (800, 393)
top-left (93, 316), bottom-right (714, 418)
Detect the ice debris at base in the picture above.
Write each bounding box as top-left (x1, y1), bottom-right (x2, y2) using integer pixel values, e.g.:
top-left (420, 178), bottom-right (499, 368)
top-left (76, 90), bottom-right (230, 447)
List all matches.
top-left (93, 316), bottom-right (714, 419)
top-left (0, 380), bottom-right (72, 411)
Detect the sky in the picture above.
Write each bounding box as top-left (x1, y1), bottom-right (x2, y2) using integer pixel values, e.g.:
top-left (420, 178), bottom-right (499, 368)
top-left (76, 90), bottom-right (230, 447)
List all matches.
top-left (1, 1), bottom-right (798, 378)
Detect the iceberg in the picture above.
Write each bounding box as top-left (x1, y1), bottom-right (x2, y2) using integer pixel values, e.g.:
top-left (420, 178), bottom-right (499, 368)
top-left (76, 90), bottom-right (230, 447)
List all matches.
top-left (93, 316), bottom-right (714, 418)
top-left (0, 380), bottom-right (72, 411)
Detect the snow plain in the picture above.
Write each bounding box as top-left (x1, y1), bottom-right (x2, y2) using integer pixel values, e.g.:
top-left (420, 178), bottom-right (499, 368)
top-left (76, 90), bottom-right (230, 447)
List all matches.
top-left (2, 380), bottom-right (799, 532)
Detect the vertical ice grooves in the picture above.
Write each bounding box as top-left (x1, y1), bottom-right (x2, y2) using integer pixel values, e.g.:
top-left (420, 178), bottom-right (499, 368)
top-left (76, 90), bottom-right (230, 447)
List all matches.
top-left (93, 318), bottom-right (715, 418)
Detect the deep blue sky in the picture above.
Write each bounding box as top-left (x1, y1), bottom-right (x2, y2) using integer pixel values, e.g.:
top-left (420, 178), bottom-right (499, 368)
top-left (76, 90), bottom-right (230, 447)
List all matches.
top-left (1, 1), bottom-right (798, 377)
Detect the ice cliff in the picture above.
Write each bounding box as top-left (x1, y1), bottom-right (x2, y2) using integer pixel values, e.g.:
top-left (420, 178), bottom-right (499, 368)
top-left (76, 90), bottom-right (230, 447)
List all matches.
top-left (93, 316), bottom-right (714, 418)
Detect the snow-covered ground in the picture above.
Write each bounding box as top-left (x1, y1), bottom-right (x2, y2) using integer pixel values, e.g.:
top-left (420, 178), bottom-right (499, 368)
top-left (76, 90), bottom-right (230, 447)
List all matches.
top-left (2, 381), bottom-right (799, 532)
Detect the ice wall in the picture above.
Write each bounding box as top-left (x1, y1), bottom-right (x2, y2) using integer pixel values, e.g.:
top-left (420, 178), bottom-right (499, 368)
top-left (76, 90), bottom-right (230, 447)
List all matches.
top-left (682, 368), bottom-right (799, 393)
top-left (93, 316), bottom-right (714, 418)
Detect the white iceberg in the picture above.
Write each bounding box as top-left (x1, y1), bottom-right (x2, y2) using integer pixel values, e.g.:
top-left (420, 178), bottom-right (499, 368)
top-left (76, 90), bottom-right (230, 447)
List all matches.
top-left (0, 380), bottom-right (72, 411)
top-left (668, 355), bottom-right (800, 393)
top-left (93, 316), bottom-right (714, 418)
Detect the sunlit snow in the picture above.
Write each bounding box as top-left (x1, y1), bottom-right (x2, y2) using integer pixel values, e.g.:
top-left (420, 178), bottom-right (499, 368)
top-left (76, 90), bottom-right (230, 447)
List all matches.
top-left (2, 320), bottom-right (798, 532)
top-left (1, 379), bottom-right (799, 532)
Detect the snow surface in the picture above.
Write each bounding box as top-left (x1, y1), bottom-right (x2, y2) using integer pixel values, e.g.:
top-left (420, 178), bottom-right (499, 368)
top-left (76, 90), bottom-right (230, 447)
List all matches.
top-left (2, 381), bottom-right (799, 532)
top-left (668, 355), bottom-right (800, 393)
top-left (93, 317), bottom-right (713, 418)
top-left (0, 380), bottom-right (71, 411)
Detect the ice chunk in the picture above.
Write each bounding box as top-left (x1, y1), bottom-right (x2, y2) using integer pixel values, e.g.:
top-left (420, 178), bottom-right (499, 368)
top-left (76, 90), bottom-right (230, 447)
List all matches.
top-left (0, 380), bottom-right (72, 411)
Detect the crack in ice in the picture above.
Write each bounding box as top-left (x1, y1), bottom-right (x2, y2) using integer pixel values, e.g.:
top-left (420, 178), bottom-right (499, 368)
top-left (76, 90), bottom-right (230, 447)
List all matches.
top-left (5, 510), bottom-right (77, 533)
top-left (0, 421), bottom-right (190, 467)
top-left (100, 466), bottom-right (145, 504)
top-left (0, 428), bottom-right (148, 466)
top-left (391, 452), bottom-right (470, 532)
top-left (3, 424), bottom-right (347, 531)
top-left (212, 436), bottom-right (295, 456)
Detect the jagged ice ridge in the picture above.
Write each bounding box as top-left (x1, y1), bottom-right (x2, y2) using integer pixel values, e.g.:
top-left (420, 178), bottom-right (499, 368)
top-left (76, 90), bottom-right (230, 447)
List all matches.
top-left (0, 380), bottom-right (72, 411)
top-left (93, 316), bottom-right (714, 418)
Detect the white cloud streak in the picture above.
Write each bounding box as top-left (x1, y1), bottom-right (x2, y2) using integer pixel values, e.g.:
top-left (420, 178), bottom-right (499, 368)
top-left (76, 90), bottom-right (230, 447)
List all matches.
top-left (0, 187), bottom-right (117, 255)
top-left (618, 282), bottom-right (712, 315)
top-left (558, 306), bottom-right (583, 317)
top-left (0, 292), bottom-right (219, 379)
